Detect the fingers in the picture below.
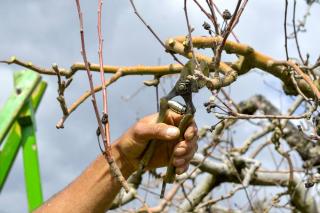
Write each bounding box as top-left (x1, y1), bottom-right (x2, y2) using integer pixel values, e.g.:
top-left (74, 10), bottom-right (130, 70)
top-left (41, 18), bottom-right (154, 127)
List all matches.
top-left (164, 110), bottom-right (184, 126)
top-left (173, 155), bottom-right (192, 175)
top-left (133, 122), bottom-right (180, 142)
top-left (140, 111), bottom-right (184, 127)
top-left (131, 111), bottom-right (198, 173)
top-left (133, 111), bottom-right (195, 143)
top-left (173, 121), bottom-right (198, 157)
top-left (173, 139), bottom-right (198, 164)
top-left (173, 139), bottom-right (197, 157)
top-left (184, 121), bottom-right (198, 141)
top-left (172, 126), bottom-right (198, 174)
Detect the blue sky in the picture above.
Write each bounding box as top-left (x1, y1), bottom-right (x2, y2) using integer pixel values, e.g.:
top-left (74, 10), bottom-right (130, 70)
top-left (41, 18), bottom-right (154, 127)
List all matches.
top-left (0, 0), bottom-right (319, 212)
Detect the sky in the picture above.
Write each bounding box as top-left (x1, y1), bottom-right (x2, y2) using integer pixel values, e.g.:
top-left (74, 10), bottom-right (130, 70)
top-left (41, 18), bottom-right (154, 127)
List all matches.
top-left (0, 0), bottom-right (319, 212)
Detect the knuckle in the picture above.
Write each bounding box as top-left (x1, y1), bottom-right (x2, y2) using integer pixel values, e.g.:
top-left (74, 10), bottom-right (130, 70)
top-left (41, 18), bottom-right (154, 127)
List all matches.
top-left (132, 122), bottom-right (145, 139)
top-left (153, 123), bottom-right (163, 136)
top-left (178, 141), bottom-right (188, 149)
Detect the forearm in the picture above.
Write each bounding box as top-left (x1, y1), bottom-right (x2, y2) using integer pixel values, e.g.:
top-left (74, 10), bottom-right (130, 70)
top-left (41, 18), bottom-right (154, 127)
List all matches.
top-left (34, 112), bottom-right (197, 213)
top-left (35, 143), bottom-right (133, 213)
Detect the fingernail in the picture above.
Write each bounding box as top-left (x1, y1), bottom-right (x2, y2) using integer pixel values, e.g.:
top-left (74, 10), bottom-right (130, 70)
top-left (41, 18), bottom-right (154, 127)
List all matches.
top-left (175, 147), bottom-right (186, 156)
top-left (176, 168), bottom-right (184, 175)
top-left (186, 132), bottom-right (194, 140)
top-left (166, 127), bottom-right (179, 137)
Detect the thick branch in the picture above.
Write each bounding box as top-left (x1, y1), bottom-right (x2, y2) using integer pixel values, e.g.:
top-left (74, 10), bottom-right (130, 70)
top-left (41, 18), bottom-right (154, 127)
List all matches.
top-left (178, 173), bottom-right (216, 212)
top-left (173, 36), bottom-right (319, 98)
top-left (237, 95), bottom-right (320, 167)
top-left (56, 69), bottom-right (123, 128)
top-left (165, 38), bottom-right (238, 90)
top-left (1, 57), bottom-right (183, 77)
top-left (191, 153), bottom-right (318, 212)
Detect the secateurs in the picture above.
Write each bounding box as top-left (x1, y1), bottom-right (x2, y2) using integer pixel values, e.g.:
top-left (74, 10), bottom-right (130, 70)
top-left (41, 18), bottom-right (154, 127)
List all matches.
top-left (138, 59), bottom-right (209, 198)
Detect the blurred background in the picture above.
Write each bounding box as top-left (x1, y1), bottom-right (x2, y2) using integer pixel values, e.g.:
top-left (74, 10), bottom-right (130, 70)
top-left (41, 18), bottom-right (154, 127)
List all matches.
top-left (0, 0), bottom-right (319, 212)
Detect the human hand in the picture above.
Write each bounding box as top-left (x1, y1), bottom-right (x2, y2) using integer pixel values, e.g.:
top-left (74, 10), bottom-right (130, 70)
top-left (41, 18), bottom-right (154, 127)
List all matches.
top-left (113, 110), bottom-right (198, 176)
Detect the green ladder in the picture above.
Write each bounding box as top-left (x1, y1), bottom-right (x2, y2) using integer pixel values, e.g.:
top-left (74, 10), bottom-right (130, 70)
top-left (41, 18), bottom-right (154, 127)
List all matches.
top-left (0, 70), bottom-right (47, 211)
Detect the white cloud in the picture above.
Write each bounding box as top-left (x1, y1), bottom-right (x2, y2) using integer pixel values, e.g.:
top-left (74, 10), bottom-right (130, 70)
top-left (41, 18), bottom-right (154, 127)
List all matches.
top-left (0, 0), bottom-right (318, 212)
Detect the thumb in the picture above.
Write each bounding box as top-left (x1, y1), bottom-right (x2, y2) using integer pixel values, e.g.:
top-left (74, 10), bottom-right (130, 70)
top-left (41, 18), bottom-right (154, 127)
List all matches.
top-left (134, 122), bottom-right (180, 142)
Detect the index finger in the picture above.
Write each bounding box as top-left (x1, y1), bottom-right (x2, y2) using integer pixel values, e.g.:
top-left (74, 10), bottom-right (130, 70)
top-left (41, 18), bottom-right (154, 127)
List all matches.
top-left (184, 121), bottom-right (198, 141)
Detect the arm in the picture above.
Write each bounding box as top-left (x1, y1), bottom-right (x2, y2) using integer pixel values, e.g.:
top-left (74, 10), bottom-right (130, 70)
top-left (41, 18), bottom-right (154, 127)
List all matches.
top-left (35, 111), bottom-right (198, 213)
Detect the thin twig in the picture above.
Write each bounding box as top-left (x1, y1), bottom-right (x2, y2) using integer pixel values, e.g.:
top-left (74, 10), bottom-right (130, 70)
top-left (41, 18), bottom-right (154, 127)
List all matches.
top-left (230, 0), bottom-right (249, 31)
top-left (96, 1), bottom-right (127, 191)
top-left (210, 2), bottom-right (240, 42)
top-left (0, 56), bottom-right (184, 77)
top-left (284, 0), bottom-right (289, 60)
top-left (289, 70), bottom-right (310, 102)
top-left (274, 60), bottom-right (320, 100)
top-left (292, 0), bottom-right (305, 64)
top-left (97, 0), bottom-right (109, 139)
top-left (220, 88), bottom-right (240, 112)
top-left (192, 0), bottom-right (219, 35)
top-left (75, 0), bottom-right (129, 192)
top-left (206, 0), bottom-right (220, 35)
top-left (129, 0), bottom-right (183, 65)
top-left (213, 0), bottom-right (242, 74)
top-left (52, 63), bottom-right (70, 119)
top-left (56, 69), bottom-right (123, 128)
top-left (195, 156), bottom-right (259, 210)
top-left (215, 112), bottom-right (310, 120)
top-left (184, 0), bottom-right (199, 66)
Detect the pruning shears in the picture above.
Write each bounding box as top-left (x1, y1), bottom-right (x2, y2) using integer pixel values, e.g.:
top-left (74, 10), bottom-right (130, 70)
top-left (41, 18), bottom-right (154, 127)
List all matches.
top-left (138, 59), bottom-right (209, 198)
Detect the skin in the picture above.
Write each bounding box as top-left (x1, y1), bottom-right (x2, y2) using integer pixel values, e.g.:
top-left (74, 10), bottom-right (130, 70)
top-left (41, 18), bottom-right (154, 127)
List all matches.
top-left (35, 110), bottom-right (198, 213)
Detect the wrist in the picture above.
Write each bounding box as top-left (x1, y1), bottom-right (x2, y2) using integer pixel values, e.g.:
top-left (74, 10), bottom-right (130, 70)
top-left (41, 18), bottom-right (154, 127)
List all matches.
top-left (111, 143), bottom-right (136, 179)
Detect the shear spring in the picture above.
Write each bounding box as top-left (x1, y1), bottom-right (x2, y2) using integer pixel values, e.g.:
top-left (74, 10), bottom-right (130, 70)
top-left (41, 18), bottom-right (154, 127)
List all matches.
top-left (168, 100), bottom-right (187, 115)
